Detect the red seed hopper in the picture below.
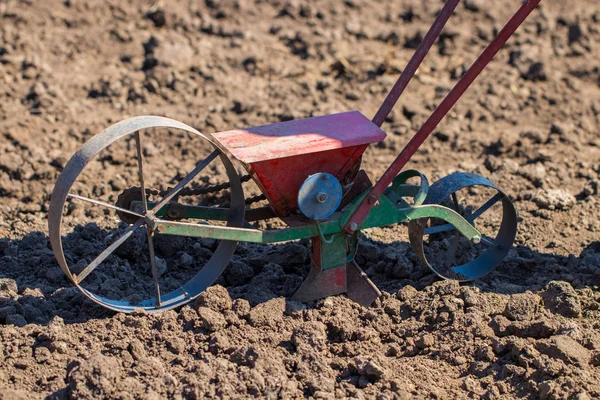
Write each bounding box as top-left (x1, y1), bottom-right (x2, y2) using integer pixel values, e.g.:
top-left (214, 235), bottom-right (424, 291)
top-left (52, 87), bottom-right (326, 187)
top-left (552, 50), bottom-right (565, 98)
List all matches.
top-left (213, 111), bottom-right (386, 217)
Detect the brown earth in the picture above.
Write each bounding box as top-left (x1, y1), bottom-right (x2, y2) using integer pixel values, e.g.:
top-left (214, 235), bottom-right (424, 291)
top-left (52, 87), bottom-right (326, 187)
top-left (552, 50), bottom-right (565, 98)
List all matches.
top-left (1, 0), bottom-right (600, 398)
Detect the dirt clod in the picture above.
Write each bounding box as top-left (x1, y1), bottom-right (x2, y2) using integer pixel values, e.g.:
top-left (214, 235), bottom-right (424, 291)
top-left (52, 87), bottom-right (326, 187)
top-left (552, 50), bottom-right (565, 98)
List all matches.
top-left (536, 335), bottom-right (591, 366)
top-left (540, 281), bottom-right (582, 318)
top-left (533, 189), bottom-right (577, 211)
top-left (194, 284), bottom-right (233, 312)
top-left (197, 307), bottom-right (227, 331)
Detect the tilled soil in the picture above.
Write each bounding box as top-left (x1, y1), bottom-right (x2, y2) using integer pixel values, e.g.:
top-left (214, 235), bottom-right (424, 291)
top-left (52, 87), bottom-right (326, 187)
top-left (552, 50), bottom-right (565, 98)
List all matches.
top-left (1, 0), bottom-right (600, 398)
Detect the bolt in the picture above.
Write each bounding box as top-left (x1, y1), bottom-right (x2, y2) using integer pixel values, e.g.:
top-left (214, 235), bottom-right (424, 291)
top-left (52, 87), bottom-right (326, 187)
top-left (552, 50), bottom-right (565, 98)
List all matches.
top-left (316, 192), bottom-right (328, 204)
top-left (471, 236), bottom-right (481, 245)
top-left (368, 195), bottom-right (377, 205)
top-left (349, 221), bottom-right (358, 232)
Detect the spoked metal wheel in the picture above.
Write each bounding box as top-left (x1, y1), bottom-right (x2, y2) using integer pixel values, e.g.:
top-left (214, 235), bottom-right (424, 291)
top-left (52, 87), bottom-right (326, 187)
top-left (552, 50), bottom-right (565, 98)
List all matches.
top-left (48, 116), bottom-right (245, 312)
top-left (408, 172), bottom-right (517, 281)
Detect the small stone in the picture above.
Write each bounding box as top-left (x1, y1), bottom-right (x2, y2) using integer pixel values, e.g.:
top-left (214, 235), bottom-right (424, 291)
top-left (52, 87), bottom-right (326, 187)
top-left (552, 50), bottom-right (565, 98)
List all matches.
top-left (353, 357), bottom-right (386, 380)
top-left (196, 307), bottom-right (227, 332)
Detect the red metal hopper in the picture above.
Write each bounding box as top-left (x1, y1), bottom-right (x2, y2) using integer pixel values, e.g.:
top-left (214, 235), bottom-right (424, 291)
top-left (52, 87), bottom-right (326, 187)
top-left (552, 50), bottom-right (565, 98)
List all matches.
top-left (213, 110), bottom-right (386, 217)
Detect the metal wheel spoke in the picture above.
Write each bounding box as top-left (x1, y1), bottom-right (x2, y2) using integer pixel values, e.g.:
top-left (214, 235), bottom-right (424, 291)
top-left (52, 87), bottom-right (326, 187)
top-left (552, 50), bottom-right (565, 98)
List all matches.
top-left (424, 222), bottom-right (456, 236)
top-left (68, 193), bottom-right (145, 219)
top-left (480, 235), bottom-right (500, 248)
top-left (150, 150), bottom-right (219, 214)
top-left (145, 229), bottom-right (162, 307)
top-left (451, 192), bottom-right (461, 214)
top-left (135, 132), bottom-right (149, 213)
top-left (466, 193), bottom-right (503, 224)
top-left (75, 219), bottom-right (145, 283)
top-left (447, 191), bottom-right (462, 266)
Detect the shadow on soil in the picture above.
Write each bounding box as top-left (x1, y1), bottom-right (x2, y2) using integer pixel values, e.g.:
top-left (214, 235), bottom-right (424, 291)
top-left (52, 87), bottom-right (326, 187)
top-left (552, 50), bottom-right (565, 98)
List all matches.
top-left (0, 227), bottom-right (599, 326)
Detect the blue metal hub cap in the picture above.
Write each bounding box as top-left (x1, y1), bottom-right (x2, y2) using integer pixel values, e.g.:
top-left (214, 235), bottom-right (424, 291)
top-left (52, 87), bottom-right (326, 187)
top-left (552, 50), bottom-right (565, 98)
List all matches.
top-left (298, 173), bottom-right (343, 220)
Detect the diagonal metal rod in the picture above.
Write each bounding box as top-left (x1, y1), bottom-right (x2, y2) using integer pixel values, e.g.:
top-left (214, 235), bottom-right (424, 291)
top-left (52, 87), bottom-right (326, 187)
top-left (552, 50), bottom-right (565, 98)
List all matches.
top-left (344, 0), bottom-right (543, 233)
top-left (447, 192), bottom-right (461, 266)
top-left (145, 229), bottom-right (162, 307)
top-left (424, 192), bottom-right (504, 235)
top-left (150, 150), bottom-right (219, 214)
top-left (135, 132), bottom-right (149, 214)
top-left (466, 193), bottom-right (503, 223)
top-left (451, 193), bottom-right (461, 214)
top-left (480, 235), bottom-right (498, 247)
top-left (372, 0), bottom-right (460, 127)
top-left (75, 219), bottom-right (145, 283)
top-left (68, 193), bottom-right (145, 219)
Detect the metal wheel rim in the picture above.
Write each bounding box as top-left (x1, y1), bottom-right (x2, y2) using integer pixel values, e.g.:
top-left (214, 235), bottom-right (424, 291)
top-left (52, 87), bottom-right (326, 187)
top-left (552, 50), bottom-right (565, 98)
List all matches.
top-left (408, 172), bottom-right (517, 281)
top-left (48, 116), bottom-right (245, 312)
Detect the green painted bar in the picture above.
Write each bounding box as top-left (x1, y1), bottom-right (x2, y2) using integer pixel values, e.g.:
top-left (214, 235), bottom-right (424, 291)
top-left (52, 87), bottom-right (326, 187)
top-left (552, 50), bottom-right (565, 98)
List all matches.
top-left (153, 196), bottom-right (480, 244)
top-left (155, 217), bottom-right (342, 243)
top-left (133, 201), bottom-right (230, 220)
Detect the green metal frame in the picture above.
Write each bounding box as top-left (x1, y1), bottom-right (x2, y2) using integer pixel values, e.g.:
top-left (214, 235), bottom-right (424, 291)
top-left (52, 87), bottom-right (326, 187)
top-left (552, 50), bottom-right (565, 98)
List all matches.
top-left (149, 179), bottom-right (481, 246)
